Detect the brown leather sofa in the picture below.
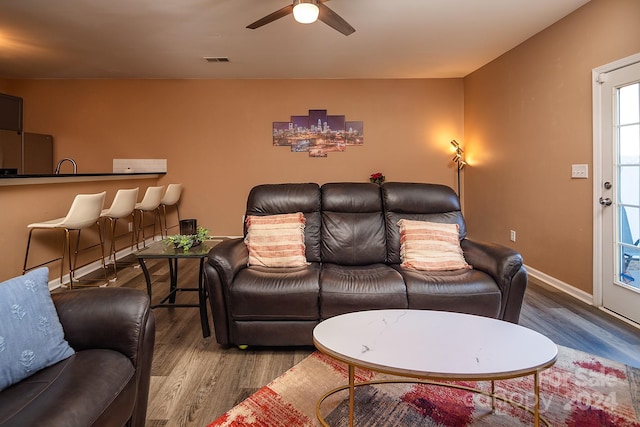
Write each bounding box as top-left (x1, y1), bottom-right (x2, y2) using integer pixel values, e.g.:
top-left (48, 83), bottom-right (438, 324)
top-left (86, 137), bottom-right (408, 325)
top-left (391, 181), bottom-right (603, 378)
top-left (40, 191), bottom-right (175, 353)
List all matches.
top-left (205, 182), bottom-right (527, 347)
top-left (0, 287), bottom-right (155, 427)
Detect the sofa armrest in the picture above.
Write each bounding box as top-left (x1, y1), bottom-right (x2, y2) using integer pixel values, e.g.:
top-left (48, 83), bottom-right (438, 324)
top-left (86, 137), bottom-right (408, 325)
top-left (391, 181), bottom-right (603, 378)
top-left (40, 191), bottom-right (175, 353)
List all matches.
top-left (52, 287), bottom-right (154, 364)
top-left (205, 237), bottom-right (248, 345)
top-left (52, 287), bottom-right (155, 427)
top-left (206, 237), bottom-right (249, 286)
top-left (461, 238), bottom-right (528, 323)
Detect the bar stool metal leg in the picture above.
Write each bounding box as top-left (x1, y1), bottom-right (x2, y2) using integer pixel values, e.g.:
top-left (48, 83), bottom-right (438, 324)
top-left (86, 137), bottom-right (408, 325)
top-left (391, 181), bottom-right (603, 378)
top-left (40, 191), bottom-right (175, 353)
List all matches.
top-left (23, 192), bottom-right (106, 290)
top-left (134, 186), bottom-right (164, 249)
top-left (100, 187), bottom-right (139, 272)
top-left (70, 221), bottom-right (108, 288)
top-left (160, 184), bottom-right (182, 237)
top-left (23, 227), bottom-right (66, 286)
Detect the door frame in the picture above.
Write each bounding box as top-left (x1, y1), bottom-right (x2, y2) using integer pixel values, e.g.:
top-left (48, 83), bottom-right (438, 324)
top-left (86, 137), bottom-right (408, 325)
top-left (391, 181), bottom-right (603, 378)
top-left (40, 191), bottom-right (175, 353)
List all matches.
top-left (592, 52), bottom-right (640, 308)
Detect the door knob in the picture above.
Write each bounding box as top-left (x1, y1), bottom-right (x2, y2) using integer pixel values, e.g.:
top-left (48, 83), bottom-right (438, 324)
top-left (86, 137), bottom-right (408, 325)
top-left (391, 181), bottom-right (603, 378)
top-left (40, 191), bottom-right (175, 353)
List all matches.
top-left (599, 197), bottom-right (612, 206)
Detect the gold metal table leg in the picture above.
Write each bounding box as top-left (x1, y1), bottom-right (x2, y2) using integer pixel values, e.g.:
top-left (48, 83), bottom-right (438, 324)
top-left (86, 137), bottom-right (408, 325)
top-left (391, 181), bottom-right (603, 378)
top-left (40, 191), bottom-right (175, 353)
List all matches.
top-left (316, 376), bottom-right (551, 426)
top-left (491, 380), bottom-right (496, 412)
top-left (534, 371), bottom-right (540, 427)
top-left (349, 364), bottom-right (355, 427)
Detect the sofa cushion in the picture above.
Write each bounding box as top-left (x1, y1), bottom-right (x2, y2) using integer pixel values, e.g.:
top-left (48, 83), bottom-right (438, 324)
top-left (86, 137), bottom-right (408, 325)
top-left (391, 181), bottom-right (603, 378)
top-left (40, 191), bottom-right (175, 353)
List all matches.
top-left (320, 263), bottom-right (407, 318)
top-left (0, 268), bottom-right (75, 391)
top-left (230, 263), bottom-right (321, 321)
top-left (245, 183), bottom-right (322, 262)
top-left (245, 212), bottom-right (308, 267)
top-left (321, 183), bottom-right (387, 265)
top-left (398, 267), bottom-right (501, 318)
top-left (398, 219), bottom-right (470, 271)
top-left (0, 349), bottom-right (135, 427)
top-left (383, 182), bottom-right (467, 264)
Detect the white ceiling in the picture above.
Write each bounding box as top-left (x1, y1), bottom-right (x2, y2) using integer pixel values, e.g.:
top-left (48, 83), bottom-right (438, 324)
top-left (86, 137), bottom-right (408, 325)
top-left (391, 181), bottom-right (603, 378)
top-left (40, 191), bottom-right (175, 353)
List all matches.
top-left (0, 0), bottom-right (591, 79)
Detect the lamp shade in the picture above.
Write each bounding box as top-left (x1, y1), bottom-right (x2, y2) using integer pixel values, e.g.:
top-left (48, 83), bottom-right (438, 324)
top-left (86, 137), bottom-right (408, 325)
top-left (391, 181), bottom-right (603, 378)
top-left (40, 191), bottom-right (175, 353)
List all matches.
top-left (293, 1), bottom-right (320, 24)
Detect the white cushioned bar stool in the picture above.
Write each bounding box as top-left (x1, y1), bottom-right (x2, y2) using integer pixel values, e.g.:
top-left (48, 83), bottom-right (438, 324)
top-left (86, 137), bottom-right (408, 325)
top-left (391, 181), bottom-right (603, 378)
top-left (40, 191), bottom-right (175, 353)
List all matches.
top-left (23, 191), bottom-right (107, 289)
top-left (160, 183), bottom-right (182, 237)
top-left (134, 185), bottom-right (164, 248)
top-left (100, 187), bottom-right (138, 279)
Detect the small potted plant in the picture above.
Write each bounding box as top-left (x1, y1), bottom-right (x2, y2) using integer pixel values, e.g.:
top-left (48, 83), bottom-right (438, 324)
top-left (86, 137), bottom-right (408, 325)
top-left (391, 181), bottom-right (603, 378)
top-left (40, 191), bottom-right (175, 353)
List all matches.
top-left (165, 226), bottom-right (209, 251)
top-left (369, 172), bottom-right (386, 185)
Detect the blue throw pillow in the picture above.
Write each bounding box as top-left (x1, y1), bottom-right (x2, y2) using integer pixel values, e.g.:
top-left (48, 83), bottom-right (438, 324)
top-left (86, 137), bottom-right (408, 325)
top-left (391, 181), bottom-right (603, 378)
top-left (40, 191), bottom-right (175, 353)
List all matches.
top-left (0, 268), bottom-right (75, 391)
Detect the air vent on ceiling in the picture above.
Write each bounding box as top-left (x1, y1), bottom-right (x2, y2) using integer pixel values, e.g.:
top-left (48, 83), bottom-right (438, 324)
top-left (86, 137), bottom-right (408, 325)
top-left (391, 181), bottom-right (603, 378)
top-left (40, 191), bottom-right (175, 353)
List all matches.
top-left (204, 57), bottom-right (230, 63)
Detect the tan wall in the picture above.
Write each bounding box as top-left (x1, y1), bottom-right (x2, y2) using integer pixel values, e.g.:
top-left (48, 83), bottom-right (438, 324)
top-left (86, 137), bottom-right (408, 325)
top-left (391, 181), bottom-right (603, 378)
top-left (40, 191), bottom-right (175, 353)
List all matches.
top-left (463, 0), bottom-right (640, 294)
top-left (0, 79), bottom-right (464, 282)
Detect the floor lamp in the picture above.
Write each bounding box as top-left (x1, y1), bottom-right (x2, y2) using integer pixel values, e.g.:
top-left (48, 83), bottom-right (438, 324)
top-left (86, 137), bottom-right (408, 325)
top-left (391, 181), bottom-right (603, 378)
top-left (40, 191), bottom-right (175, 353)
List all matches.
top-left (451, 140), bottom-right (466, 197)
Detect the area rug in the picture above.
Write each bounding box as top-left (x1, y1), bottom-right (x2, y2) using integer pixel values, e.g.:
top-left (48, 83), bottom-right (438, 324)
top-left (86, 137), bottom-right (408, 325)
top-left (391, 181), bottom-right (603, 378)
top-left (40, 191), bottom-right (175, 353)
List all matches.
top-left (209, 346), bottom-right (640, 426)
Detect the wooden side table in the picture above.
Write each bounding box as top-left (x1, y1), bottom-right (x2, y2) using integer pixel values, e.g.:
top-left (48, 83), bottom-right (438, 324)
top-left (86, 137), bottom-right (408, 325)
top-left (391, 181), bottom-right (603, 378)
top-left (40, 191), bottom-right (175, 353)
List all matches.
top-left (136, 239), bottom-right (222, 338)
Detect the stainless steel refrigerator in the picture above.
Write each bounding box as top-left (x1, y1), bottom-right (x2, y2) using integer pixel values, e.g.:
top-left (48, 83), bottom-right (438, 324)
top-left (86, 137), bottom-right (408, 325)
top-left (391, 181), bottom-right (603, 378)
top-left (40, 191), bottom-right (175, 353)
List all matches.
top-left (0, 130), bottom-right (53, 175)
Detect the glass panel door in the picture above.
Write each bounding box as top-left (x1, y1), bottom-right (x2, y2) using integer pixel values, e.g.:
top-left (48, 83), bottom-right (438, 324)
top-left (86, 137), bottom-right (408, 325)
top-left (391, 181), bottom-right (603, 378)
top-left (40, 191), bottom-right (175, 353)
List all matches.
top-left (599, 59), bottom-right (640, 324)
top-left (617, 82), bottom-right (640, 287)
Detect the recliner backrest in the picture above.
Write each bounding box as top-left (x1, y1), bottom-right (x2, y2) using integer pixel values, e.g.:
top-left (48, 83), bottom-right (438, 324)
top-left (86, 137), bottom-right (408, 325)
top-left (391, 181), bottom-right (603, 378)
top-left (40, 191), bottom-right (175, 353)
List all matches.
top-left (382, 182), bottom-right (467, 264)
top-left (245, 183), bottom-right (322, 262)
top-left (321, 182), bottom-right (387, 265)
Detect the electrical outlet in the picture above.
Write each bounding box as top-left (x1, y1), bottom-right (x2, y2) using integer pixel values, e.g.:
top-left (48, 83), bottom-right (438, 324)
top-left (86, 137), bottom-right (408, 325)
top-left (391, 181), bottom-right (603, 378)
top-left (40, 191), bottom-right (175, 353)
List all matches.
top-left (128, 222), bottom-right (133, 232)
top-left (510, 230), bottom-right (516, 242)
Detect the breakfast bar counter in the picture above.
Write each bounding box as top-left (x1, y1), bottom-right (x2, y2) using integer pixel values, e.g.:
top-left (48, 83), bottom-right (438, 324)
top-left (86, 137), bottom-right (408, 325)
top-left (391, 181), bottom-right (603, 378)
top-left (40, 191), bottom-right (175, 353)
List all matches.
top-left (0, 172), bottom-right (165, 186)
top-left (0, 173), bottom-right (166, 283)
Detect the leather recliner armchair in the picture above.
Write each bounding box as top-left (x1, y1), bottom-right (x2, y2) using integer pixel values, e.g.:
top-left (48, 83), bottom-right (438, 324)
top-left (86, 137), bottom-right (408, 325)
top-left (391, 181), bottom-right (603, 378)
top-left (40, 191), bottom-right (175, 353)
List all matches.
top-left (0, 287), bottom-right (155, 427)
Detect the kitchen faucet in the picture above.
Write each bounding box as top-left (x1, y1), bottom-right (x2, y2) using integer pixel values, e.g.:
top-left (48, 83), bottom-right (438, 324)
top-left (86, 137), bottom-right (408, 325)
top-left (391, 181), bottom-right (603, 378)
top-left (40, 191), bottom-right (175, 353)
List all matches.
top-left (55, 158), bottom-right (77, 174)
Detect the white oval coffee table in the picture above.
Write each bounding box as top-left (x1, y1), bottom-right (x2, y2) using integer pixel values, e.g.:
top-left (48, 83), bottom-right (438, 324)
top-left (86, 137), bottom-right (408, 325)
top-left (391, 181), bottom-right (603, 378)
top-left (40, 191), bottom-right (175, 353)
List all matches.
top-left (313, 309), bottom-right (558, 427)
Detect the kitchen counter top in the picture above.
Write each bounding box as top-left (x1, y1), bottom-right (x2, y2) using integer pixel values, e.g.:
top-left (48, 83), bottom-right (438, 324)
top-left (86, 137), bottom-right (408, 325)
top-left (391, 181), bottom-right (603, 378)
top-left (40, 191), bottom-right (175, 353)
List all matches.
top-left (0, 172), bottom-right (165, 186)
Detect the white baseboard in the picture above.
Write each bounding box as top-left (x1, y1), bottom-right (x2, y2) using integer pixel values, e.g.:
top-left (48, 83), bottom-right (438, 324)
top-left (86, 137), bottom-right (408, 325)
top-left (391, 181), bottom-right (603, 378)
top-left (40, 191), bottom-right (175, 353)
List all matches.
top-left (524, 264), bottom-right (594, 305)
top-left (525, 264), bottom-right (640, 330)
top-left (598, 307), bottom-right (640, 330)
top-left (48, 236), bottom-right (158, 291)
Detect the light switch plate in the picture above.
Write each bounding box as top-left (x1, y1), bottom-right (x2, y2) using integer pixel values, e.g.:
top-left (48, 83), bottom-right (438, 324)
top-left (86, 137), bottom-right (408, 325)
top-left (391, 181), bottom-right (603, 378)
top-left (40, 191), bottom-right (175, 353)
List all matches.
top-left (571, 164), bottom-right (588, 179)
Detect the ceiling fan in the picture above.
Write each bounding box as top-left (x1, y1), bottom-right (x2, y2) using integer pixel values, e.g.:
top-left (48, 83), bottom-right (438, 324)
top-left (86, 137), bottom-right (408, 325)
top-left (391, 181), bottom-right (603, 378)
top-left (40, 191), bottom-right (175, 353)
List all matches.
top-left (246, 0), bottom-right (355, 36)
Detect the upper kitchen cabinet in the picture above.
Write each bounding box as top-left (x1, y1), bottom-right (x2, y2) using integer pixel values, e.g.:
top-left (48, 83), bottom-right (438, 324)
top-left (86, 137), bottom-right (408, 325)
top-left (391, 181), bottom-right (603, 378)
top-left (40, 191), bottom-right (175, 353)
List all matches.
top-left (0, 93), bottom-right (23, 133)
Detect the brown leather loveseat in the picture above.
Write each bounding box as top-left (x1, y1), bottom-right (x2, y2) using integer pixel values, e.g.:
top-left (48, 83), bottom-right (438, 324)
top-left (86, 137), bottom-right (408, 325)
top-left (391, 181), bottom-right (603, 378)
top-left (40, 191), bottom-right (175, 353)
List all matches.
top-left (0, 287), bottom-right (155, 427)
top-left (205, 182), bottom-right (527, 347)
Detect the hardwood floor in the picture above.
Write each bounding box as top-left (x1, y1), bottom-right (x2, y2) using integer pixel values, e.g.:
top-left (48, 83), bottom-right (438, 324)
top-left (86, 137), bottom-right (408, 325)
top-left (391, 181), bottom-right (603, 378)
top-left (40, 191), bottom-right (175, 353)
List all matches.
top-left (520, 276), bottom-right (640, 369)
top-left (101, 257), bottom-right (640, 426)
top-left (107, 257), bottom-right (311, 427)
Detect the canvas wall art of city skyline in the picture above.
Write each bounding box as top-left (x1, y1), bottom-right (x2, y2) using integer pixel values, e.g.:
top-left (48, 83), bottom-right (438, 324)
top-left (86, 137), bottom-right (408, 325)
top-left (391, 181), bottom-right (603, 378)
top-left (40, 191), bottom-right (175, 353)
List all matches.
top-left (273, 109), bottom-right (364, 157)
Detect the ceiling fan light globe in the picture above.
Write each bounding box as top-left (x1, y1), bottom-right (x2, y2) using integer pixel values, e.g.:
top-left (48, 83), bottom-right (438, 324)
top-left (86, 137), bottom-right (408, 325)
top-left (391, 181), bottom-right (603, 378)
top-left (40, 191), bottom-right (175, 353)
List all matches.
top-left (293, 2), bottom-right (320, 24)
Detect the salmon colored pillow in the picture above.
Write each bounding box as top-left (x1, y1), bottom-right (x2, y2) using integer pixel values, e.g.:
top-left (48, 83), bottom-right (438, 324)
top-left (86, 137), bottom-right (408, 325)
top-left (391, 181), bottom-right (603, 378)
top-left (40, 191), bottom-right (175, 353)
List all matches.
top-left (244, 213), bottom-right (309, 267)
top-left (398, 219), bottom-right (471, 271)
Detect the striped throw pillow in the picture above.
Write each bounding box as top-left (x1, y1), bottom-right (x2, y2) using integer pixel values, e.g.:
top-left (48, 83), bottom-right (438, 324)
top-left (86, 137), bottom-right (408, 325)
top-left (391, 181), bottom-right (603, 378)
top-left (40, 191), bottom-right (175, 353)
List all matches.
top-left (398, 219), bottom-right (471, 271)
top-left (245, 212), bottom-right (309, 267)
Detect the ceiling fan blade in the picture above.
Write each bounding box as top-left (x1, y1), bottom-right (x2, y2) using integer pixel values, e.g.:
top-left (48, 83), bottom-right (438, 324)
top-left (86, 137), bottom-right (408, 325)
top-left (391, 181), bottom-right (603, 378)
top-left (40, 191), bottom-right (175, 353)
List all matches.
top-left (317, 2), bottom-right (355, 36)
top-left (246, 4), bottom-right (294, 29)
